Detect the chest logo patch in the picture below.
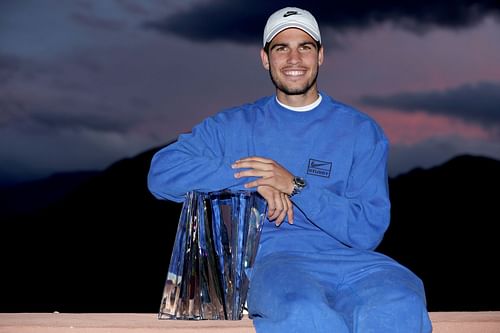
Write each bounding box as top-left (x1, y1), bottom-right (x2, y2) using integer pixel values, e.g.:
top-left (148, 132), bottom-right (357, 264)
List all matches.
top-left (307, 159), bottom-right (332, 178)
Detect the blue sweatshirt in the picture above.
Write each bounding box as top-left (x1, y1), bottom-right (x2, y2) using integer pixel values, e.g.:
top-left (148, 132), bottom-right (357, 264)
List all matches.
top-left (148, 93), bottom-right (391, 256)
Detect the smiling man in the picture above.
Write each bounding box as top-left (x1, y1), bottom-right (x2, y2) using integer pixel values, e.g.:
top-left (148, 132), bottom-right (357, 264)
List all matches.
top-left (262, 27), bottom-right (322, 104)
top-left (148, 7), bottom-right (432, 333)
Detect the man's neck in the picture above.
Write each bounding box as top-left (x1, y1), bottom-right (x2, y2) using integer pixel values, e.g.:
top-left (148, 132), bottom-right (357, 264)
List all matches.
top-left (276, 89), bottom-right (320, 107)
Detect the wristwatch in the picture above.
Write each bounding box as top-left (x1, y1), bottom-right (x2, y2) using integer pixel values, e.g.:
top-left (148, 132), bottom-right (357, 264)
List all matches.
top-left (290, 176), bottom-right (307, 197)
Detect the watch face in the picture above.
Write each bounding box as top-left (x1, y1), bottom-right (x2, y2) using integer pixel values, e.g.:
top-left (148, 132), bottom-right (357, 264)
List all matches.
top-left (290, 176), bottom-right (306, 197)
top-left (294, 177), bottom-right (306, 187)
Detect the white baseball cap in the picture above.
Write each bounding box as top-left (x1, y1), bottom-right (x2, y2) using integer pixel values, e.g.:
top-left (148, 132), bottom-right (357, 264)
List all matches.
top-left (263, 7), bottom-right (321, 47)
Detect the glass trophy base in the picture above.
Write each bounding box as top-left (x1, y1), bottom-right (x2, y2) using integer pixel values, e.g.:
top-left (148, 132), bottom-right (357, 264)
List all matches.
top-left (158, 190), bottom-right (267, 320)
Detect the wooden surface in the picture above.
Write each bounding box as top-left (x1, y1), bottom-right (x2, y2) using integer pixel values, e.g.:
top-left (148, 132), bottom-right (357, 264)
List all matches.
top-left (1, 312), bottom-right (500, 333)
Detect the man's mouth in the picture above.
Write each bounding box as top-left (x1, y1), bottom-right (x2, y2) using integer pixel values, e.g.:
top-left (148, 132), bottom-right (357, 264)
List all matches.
top-left (283, 69), bottom-right (307, 77)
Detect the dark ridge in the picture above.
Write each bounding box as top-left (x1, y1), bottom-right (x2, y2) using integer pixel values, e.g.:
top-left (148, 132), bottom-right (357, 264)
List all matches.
top-left (1, 150), bottom-right (499, 312)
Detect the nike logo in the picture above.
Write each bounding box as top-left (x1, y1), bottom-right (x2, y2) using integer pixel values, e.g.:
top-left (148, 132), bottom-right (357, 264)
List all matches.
top-left (307, 159), bottom-right (332, 178)
top-left (283, 11), bottom-right (299, 17)
top-left (310, 161), bottom-right (330, 169)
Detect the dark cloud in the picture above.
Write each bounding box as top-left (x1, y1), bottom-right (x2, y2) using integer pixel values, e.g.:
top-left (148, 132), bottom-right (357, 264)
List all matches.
top-left (71, 12), bottom-right (126, 31)
top-left (143, 0), bottom-right (500, 44)
top-left (360, 81), bottom-right (500, 128)
top-left (0, 53), bottom-right (21, 82)
top-left (29, 104), bottom-right (137, 133)
top-left (0, 94), bottom-right (139, 133)
top-left (0, 51), bottom-right (145, 134)
top-left (70, 0), bottom-right (154, 31)
top-left (115, 0), bottom-right (153, 16)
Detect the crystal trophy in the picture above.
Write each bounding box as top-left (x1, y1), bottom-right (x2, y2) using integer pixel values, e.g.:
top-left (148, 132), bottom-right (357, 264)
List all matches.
top-left (159, 190), bottom-right (267, 320)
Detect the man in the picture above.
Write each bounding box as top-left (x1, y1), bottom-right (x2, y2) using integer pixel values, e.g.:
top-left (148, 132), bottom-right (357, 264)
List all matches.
top-left (148, 7), bottom-right (432, 333)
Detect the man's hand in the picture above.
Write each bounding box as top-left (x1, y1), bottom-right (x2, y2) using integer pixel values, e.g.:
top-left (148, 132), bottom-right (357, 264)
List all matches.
top-left (232, 156), bottom-right (294, 194)
top-left (257, 186), bottom-right (293, 226)
top-left (232, 156), bottom-right (294, 226)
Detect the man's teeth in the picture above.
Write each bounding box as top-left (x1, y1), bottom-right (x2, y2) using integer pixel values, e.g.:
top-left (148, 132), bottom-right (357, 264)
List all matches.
top-left (284, 70), bottom-right (305, 76)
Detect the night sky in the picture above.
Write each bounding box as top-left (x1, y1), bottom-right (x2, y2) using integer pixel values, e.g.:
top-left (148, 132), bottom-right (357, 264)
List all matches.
top-left (1, 0), bottom-right (499, 185)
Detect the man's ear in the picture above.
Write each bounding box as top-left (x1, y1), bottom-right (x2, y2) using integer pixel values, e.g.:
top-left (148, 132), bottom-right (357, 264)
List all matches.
top-left (260, 48), bottom-right (270, 70)
top-left (318, 46), bottom-right (324, 67)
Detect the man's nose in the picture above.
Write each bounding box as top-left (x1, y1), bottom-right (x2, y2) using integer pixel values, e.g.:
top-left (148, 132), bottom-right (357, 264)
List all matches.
top-left (287, 48), bottom-right (301, 64)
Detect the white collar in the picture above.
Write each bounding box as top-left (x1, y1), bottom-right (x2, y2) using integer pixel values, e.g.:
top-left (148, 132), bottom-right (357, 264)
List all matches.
top-left (276, 95), bottom-right (322, 112)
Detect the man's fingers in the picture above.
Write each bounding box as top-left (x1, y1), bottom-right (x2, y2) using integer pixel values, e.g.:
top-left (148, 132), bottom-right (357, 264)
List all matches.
top-left (286, 197), bottom-right (294, 224)
top-left (266, 189), bottom-right (283, 221)
top-left (232, 160), bottom-right (272, 171)
top-left (256, 185), bottom-right (293, 226)
top-left (269, 191), bottom-right (284, 220)
top-left (234, 156), bottom-right (273, 164)
top-left (244, 178), bottom-right (277, 189)
top-left (274, 193), bottom-right (289, 226)
top-left (265, 194), bottom-right (276, 212)
top-left (258, 186), bottom-right (280, 220)
top-left (233, 157), bottom-right (293, 195)
top-left (234, 169), bottom-right (270, 179)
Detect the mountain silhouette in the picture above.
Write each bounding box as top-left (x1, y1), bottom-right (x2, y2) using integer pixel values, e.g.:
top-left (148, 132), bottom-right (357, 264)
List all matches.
top-left (1, 146), bottom-right (182, 313)
top-left (1, 150), bottom-right (499, 312)
top-left (0, 171), bottom-right (99, 218)
top-left (377, 154), bottom-right (500, 311)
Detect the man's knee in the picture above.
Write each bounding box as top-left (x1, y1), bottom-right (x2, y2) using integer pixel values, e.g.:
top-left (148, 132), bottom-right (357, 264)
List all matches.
top-left (355, 287), bottom-right (432, 333)
top-left (252, 296), bottom-right (349, 333)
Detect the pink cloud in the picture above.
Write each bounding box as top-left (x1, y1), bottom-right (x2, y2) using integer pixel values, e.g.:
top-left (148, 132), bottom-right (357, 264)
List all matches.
top-left (369, 109), bottom-right (492, 145)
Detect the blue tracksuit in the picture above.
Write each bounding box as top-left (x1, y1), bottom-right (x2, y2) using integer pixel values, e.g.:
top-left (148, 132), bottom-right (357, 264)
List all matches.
top-left (148, 93), bottom-right (432, 332)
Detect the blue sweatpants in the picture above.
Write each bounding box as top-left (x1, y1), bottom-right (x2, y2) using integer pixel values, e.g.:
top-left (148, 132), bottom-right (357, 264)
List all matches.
top-left (247, 250), bottom-right (432, 333)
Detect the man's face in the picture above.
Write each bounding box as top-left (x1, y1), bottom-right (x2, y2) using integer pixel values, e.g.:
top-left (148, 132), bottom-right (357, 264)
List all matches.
top-left (261, 28), bottom-right (323, 98)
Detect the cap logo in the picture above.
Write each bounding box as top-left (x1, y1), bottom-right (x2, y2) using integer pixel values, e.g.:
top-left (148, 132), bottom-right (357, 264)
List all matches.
top-left (283, 11), bottom-right (299, 17)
